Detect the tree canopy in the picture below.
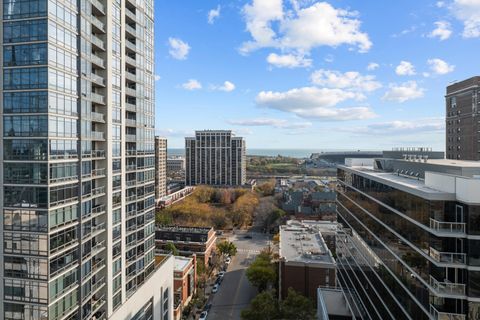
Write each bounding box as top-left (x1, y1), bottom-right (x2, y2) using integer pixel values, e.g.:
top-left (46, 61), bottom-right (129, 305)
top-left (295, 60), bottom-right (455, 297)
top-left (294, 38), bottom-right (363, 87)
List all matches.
top-left (217, 240), bottom-right (237, 257)
top-left (246, 251), bottom-right (276, 292)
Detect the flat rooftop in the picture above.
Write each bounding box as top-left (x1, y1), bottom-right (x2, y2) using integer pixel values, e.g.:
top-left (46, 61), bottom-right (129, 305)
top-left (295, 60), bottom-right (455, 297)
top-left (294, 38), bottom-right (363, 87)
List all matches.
top-left (397, 158), bottom-right (480, 168)
top-left (174, 256), bottom-right (192, 272)
top-left (340, 165), bottom-right (455, 199)
top-left (156, 226), bottom-right (213, 234)
top-left (280, 222), bottom-right (335, 265)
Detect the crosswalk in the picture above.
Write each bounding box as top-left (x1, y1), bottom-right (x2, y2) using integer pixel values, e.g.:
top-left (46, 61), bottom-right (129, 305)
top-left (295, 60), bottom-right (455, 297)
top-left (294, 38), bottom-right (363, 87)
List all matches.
top-left (237, 248), bottom-right (261, 254)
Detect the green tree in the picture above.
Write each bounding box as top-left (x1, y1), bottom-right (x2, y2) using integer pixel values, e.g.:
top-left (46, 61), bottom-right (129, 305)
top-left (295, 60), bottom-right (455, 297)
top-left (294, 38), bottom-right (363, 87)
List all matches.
top-left (245, 252), bottom-right (276, 291)
top-left (165, 243), bottom-right (179, 256)
top-left (216, 241), bottom-right (237, 257)
top-left (241, 290), bottom-right (279, 320)
top-left (280, 288), bottom-right (316, 320)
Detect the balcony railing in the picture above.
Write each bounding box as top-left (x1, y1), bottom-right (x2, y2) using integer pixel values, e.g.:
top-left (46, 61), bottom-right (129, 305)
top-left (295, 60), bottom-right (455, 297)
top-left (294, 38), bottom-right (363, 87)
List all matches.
top-left (125, 24), bottom-right (137, 36)
top-left (125, 87), bottom-right (136, 96)
top-left (126, 119), bottom-right (136, 127)
top-left (126, 134), bottom-right (136, 142)
top-left (92, 150), bottom-right (105, 158)
top-left (90, 0), bottom-right (105, 14)
top-left (430, 304), bottom-right (466, 320)
top-left (429, 247), bottom-right (466, 265)
top-left (430, 218), bottom-right (466, 235)
top-left (90, 73), bottom-right (105, 87)
top-left (90, 92), bottom-right (105, 105)
top-left (125, 40), bottom-right (136, 52)
top-left (89, 111), bottom-right (105, 123)
top-left (90, 34), bottom-right (105, 50)
top-left (90, 54), bottom-right (105, 68)
top-left (125, 102), bottom-right (136, 112)
top-left (125, 8), bottom-right (137, 21)
top-left (92, 168), bottom-right (106, 177)
top-left (429, 276), bottom-right (466, 296)
top-left (90, 15), bottom-right (105, 32)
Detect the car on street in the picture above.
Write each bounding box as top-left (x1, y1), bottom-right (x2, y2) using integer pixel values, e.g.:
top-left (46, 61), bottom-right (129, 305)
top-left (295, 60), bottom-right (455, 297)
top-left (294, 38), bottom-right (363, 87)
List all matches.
top-left (215, 276), bottom-right (222, 285)
top-left (212, 284), bottom-right (219, 293)
top-left (225, 257), bottom-right (231, 265)
top-left (244, 234), bottom-right (253, 239)
top-left (199, 311), bottom-right (208, 320)
top-left (204, 303), bottom-right (212, 312)
top-left (218, 271), bottom-right (225, 278)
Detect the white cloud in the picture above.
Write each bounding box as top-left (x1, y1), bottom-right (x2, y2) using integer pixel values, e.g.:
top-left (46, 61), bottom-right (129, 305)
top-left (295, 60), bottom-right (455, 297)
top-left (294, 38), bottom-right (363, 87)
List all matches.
top-left (154, 74), bottom-right (161, 81)
top-left (255, 86), bottom-right (375, 121)
top-left (427, 58), bottom-right (455, 75)
top-left (366, 62), bottom-right (379, 71)
top-left (156, 128), bottom-right (194, 137)
top-left (451, 0), bottom-right (480, 38)
top-left (168, 37), bottom-right (191, 60)
top-left (212, 81), bottom-right (236, 92)
top-left (429, 21), bottom-right (452, 40)
top-left (395, 61), bottom-right (416, 76)
top-left (350, 118), bottom-right (444, 135)
top-left (182, 79), bottom-right (202, 90)
top-left (229, 118), bottom-right (312, 129)
top-left (436, 1), bottom-right (446, 8)
top-left (241, 1), bottom-right (371, 54)
top-left (310, 69), bottom-right (382, 92)
top-left (208, 5), bottom-right (221, 24)
top-left (266, 53), bottom-right (312, 68)
top-left (382, 81), bottom-right (425, 103)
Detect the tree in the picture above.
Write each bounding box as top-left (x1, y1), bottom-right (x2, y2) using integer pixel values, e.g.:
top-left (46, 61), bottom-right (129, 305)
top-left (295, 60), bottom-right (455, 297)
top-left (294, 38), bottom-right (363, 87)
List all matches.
top-left (246, 252), bottom-right (276, 291)
top-left (241, 290), bottom-right (279, 320)
top-left (165, 243), bottom-right (179, 256)
top-left (256, 180), bottom-right (276, 196)
top-left (216, 241), bottom-right (237, 257)
top-left (280, 288), bottom-right (316, 320)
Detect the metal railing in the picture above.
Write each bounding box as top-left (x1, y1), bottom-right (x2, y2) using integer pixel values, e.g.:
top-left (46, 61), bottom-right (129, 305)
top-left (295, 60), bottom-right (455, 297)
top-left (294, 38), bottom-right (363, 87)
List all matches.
top-left (430, 304), bottom-right (466, 320)
top-left (90, 34), bottom-right (105, 50)
top-left (430, 218), bottom-right (466, 234)
top-left (90, 92), bottom-right (105, 105)
top-left (429, 276), bottom-right (466, 296)
top-left (90, 54), bottom-right (105, 68)
top-left (429, 247), bottom-right (466, 265)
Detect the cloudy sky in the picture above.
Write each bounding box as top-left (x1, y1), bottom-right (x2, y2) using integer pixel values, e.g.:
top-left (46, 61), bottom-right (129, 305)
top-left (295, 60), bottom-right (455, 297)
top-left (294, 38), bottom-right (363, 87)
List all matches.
top-left (154, 0), bottom-right (479, 150)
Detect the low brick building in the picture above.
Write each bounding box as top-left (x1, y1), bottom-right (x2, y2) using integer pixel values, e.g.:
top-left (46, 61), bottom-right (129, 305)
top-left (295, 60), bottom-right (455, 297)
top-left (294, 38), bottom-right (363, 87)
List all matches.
top-left (279, 220), bottom-right (336, 304)
top-left (173, 256), bottom-right (196, 320)
top-left (155, 226), bottom-right (216, 267)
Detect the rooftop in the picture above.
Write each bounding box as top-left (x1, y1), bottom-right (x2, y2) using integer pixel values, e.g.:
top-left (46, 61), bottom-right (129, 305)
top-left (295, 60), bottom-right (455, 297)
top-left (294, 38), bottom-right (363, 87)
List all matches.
top-left (156, 225), bottom-right (213, 234)
top-left (174, 256), bottom-right (193, 272)
top-left (279, 220), bottom-right (335, 265)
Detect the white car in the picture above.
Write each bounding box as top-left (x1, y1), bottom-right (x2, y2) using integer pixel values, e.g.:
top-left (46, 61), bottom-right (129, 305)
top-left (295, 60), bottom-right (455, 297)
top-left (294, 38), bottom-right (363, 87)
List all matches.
top-left (199, 311), bottom-right (208, 320)
top-left (218, 271), bottom-right (225, 278)
top-left (212, 284), bottom-right (219, 293)
top-left (225, 257), bottom-right (231, 265)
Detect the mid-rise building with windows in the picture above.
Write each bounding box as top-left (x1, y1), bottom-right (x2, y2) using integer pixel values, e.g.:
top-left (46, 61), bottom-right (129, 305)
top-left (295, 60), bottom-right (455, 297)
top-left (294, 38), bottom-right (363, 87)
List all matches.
top-left (336, 152), bottom-right (480, 320)
top-left (155, 137), bottom-right (167, 201)
top-left (185, 130), bottom-right (246, 186)
top-left (0, 1), bottom-right (173, 319)
top-left (446, 76), bottom-right (480, 160)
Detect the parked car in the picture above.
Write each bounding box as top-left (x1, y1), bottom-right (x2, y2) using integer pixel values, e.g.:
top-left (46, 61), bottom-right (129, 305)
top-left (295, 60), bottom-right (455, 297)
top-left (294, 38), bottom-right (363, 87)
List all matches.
top-left (218, 271), bottom-right (225, 278)
top-left (244, 234), bottom-right (253, 239)
top-left (215, 276), bottom-right (222, 285)
top-left (204, 303), bottom-right (212, 312)
top-left (199, 311), bottom-right (208, 320)
top-left (212, 284), bottom-right (219, 293)
top-left (225, 257), bottom-right (231, 265)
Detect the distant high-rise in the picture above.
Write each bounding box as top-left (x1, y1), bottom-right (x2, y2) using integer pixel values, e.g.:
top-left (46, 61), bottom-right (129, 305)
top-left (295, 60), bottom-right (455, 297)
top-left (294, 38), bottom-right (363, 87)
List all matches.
top-left (446, 76), bottom-right (480, 160)
top-left (155, 137), bottom-right (168, 200)
top-left (185, 130), bottom-right (246, 186)
top-left (0, 1), bottom-right (173, 319)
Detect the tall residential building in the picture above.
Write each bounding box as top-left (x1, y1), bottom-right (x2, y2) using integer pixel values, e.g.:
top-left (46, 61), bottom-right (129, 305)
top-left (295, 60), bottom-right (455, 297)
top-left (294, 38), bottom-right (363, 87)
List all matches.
top-left (185, 130), bottom-right (246, 186)
top-left (0, 1), bottom-right (173, 320)
top-left (155, 137), bottom-right (167, 201)
top-left (446, 76), bottom-right (480, 160)
top-left (336, 151), bottom-right (480, 320)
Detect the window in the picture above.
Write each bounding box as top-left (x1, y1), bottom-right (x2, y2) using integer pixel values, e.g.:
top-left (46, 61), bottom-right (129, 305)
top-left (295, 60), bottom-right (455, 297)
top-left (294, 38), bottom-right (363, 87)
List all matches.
top-left (4, 43), bottom-right (47, 67)
top-left (3, 0), bottom-right (48, 19)
top-left (4, 91), bottom-right (48, 113)
top-left (3, 19), bottom-right (47, 43)
top-left (4, 163), bottom-right (47, 184)
top-left (3, 67), bottom-right (48, 90)
top-left (4, 115), bottom-right (48, 137)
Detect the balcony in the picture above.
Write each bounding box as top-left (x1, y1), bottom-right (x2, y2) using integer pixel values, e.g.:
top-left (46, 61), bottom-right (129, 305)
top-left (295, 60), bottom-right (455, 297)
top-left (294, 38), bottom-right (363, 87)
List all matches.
top-left (91, 131), bottom-right (104, 141)
top-left (125, 24), bottom-right (137, 37)
top-left (126, 134), bottom-right (136, 142)
top-left (89, 111), bottom-right (105, 123)
top-left (92, 168), bottom-right (106, 177)
top-left (90, 92), bottom-right (105, 105)
top-left (126, 119), bottom-right (136, 127)
top-left (90, 0), bottom-right (105, 15)
top-left (125, 55), bottom-right (137, 67)
top-left (125, 102), bottom-right (136, 112)
top-left (430, 304), bottom-right (466, 320)
top-left (90, 73), bottom-right (105, 87)
top-left (125, 8), bottom-right (137, 22)
top-left (92, 150), bottom-right (105, 158)
top-left (90, 34), bottom-right (105, 51)
top-left (429, 276), bottom-right (466, 296)
top-left (126, 195), bottom-right (137, 202)
top-left (430, 218), bottom-right (466, 235)
top-left (126, 180), bottom-right (136, 187)
top-left (90, 15), bottom-right (105, 33)
top-left (125, 40), bottom-right (136, 52)
top-left (92, 222), bottom-right (106, 235)
top-left (429, 247), bottom-right (466, 265)
top-left (90, 54), bottom-right (105, 69)
top-left (125, 71), bottom-right (137, 82)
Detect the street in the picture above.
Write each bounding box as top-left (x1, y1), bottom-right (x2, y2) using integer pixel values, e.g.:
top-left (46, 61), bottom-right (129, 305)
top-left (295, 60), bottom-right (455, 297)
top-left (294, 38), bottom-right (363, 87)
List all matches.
top-left (206, 231), bottom-right (271, 320)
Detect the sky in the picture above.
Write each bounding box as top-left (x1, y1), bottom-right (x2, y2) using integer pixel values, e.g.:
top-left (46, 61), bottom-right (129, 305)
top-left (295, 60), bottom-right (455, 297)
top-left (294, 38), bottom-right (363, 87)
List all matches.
top-left (154, 0), bottom-right (480, 150)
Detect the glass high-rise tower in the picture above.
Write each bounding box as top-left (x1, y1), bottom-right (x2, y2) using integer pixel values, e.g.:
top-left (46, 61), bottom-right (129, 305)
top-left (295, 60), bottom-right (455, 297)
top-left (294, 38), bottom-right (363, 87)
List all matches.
top-left (0, 1), bottom-right (173, 319)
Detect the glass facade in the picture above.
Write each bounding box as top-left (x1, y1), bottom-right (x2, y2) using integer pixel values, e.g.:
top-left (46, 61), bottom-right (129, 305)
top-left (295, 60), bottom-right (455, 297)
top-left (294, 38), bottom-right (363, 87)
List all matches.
top-left (337, 167), bottom-right (480, 320)
top-left (1, 0), bottom-right (156, 319)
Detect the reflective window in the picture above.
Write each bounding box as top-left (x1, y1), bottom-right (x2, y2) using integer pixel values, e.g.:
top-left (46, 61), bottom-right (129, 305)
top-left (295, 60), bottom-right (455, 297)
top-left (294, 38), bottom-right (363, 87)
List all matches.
top-left (3, 0), bottom-right (47, 20)
top-left (4, 115), bottom-right (48, 137)
top-left (3, 67), bottom-right (48, 90)
top-left (4, 139), bottom-right (48, 161)
top-left (4, 186), bottom-right (48, 208)
top-left (3, 19), bottom-right (47, 43)
top-left (4, 91), bottom-right (48, 113)
top-left (4, 43), bottom-right (47, 67)
top-left (4, 163), bottom-right (47, 184)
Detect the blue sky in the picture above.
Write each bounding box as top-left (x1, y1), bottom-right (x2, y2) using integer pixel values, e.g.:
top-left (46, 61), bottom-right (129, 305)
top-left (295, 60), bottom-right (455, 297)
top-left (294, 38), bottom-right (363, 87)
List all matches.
top-left (154, 0), bottom-right (480, 150)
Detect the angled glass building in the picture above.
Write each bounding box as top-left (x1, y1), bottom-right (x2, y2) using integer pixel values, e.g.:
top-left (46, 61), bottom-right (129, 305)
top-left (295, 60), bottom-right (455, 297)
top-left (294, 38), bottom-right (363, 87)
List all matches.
top-left (0, 1), bottom-right (173, 319)
top-left (336, 151), bottom-right (480, 320)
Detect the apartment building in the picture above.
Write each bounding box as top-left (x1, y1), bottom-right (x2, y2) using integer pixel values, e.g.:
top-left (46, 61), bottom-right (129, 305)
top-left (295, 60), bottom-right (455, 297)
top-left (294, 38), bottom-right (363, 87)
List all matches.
top-left (446, 76), bottom-right (480, 160)
top-left (185, 130), bottom-right (246, 186)
top-left (336, 152), bottom-right (480, 319)
top-left (155, 137), bottom-right (167, 200)
top-left (0, 1), bottom-right (173, 319)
